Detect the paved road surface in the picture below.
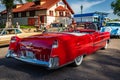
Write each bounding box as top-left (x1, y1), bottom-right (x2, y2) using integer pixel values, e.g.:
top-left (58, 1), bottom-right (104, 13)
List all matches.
top-left (0, 39), bottom-right (120, 80)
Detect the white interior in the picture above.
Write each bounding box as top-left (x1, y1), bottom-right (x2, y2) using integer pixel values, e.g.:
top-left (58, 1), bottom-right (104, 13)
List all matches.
top-left (67, 32), bottom-right (87, 36)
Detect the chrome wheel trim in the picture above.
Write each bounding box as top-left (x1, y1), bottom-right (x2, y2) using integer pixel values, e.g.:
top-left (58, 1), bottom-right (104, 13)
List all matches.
top-left (102, 41), bottom-right (108, 50)
top-left (104, 41), bottom-right (108, 49)
top-left (74, 55), bottom-right (83, 66)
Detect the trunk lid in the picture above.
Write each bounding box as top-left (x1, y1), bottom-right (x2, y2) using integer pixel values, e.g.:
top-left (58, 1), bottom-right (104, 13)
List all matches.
top-left (17, 33), bottom-right (60, 62)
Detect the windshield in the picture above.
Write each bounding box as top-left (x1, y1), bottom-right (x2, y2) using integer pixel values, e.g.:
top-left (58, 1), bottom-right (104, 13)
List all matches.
top-left (51, 23), bottom-right (60, 27)
top-left (46, 23), bottom-right (65, 32)
top-left (106, 23), bottom-right (120, 26)
top-left (76, 23), bottom-right (97, 30)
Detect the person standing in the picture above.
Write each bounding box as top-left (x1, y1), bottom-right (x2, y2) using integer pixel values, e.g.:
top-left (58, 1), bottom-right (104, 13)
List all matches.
top-left (15, 22), bottom-right (20, 29)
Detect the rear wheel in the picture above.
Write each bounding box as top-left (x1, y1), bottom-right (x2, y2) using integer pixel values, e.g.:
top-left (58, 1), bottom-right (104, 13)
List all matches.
top-left (118, 36), bottom-right (120, 39)
top-left (72, 55), bottom-right (83, 66)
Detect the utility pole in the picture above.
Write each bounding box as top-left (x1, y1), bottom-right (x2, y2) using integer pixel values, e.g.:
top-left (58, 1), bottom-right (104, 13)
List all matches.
top-left (80, 5), bottom-right (83, 22)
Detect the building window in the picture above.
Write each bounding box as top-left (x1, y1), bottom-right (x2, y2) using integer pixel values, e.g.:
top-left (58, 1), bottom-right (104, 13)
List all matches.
top-left (14, 13), bottom-right (18, 18)
top-left (65, 12), bottom-right (70, 17)
top-left (1, 14), bottom-right (6, 18)
top-left (49, 10), bottom-right (53, 16)
top-left (21, 12), bottom-right (26, 17)
top-left (55, 12), bottom-right (57, 16)
top-left (56, 3), bottom-right (58, 7)
top-left (94, 17), bottom-right (99, 22)
top-left (59, 11), bottom-right (63, 16)
top-left (29, 11), bottom-right (35, 17)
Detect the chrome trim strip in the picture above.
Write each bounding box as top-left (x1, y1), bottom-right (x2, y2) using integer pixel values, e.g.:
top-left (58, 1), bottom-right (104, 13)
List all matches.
top-left (6, 50), bottom-right (60, 69)
top-left (6, 50), bottom-right (49, 68)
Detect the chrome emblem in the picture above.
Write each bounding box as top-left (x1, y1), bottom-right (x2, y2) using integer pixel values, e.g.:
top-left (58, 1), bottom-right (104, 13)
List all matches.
top-left (26, 43), bottom-right (33, 49)
top-left (29, 43), bottom-right (33, 46)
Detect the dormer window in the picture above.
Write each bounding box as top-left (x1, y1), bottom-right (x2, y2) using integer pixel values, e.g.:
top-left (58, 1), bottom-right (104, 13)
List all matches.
top-left (59, 11), bottom-right (63, 17)
top-left (34, 0), bottom-right (40, 5)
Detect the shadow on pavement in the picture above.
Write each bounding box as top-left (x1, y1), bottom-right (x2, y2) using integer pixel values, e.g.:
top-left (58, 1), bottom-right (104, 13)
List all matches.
top-left (0, 48), bottom-right (120, 80)
top-left (0, 45), bottom-right (9, 48)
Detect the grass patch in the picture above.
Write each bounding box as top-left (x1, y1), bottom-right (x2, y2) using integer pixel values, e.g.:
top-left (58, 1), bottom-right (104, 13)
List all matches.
top-left (20, 25), bottom-right (35, 29)
top-left (0, 25), bottom-right (36, 29)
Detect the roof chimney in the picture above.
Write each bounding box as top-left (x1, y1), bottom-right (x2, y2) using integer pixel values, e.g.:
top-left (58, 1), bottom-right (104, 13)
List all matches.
top-left (34, 0), bottom-right (46, 5)
top-left (40, 0), bottom-right (46, 5)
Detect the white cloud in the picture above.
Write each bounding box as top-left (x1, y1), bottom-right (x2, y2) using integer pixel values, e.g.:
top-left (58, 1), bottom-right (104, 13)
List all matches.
top-left (70, 0), bottom-right (105, 14)
top-left (107, 9), bottom-right (113, 13)
top-left (107, 9), bottom-right (119, 19)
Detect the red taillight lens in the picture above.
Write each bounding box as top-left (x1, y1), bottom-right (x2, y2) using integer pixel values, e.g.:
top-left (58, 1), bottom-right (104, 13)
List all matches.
top-left (10, 36), bottom-right (19, 43)
top-left (9, 36), bottom-right (20, 50)
top-left (52, 40), bottom-right (58, 48)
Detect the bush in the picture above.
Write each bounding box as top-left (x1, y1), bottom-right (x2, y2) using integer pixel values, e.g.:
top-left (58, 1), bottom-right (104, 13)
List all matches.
top-left (0, 24), bottom-right (5, 28)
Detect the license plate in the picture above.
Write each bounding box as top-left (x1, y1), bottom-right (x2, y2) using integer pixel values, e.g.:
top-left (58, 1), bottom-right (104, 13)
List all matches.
top-left (26, 51), bottom-right (35, 58)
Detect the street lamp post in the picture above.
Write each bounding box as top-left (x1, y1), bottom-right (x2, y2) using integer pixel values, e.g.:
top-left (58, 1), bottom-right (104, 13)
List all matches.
top-left (80, 5), bottom-right (83, 22)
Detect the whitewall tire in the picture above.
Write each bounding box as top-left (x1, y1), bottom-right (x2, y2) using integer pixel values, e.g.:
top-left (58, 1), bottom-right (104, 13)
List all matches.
top-left (73, 55), bottom-right (83, 66)
top-left (102, 41), bottom-right (108, 50)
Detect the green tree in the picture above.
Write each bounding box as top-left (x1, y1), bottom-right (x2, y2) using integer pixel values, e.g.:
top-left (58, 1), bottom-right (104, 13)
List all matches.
top-left (0, 0), bottom-right (33, 28)
top-left (111, 0), bottom-right (120, 16)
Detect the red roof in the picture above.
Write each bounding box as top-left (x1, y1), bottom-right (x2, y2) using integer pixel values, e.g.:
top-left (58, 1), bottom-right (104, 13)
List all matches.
top-left (1, 0), bottom-right (74, 14)
top-left (55, 6), bottom-right (69, 11)
top-left (13, 2), bottom-right (35, 13)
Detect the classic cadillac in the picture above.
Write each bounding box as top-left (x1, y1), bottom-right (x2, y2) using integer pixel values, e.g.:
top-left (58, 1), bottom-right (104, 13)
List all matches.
top-left (6, 23), bottom-right (110, 69)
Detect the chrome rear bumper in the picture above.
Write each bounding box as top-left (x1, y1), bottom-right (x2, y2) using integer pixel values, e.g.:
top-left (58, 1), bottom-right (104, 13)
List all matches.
top-left (6, 50), bottom-right (58, 69)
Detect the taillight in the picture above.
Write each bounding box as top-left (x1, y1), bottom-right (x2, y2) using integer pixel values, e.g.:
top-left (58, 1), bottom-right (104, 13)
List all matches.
top-left (9, 36), bottom-right (20, 50)
top-left (10, 36), bottom-right (18, 43)
top-left (52, 40), bottom-right (58, 48)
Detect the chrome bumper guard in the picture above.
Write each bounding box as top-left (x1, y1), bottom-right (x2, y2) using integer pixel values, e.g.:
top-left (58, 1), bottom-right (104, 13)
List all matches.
top-left (6, 50), bottom-right (59, 69)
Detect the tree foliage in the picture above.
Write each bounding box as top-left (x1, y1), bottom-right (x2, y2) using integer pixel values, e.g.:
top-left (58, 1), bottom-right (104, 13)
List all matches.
top-left (111, 0), bottom-right (120, 16)
top-left (0, 0), bottom-right (33, 28)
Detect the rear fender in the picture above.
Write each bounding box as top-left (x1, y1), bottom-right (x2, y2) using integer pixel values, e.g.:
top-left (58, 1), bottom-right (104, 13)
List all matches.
top-left (9, 36), bottom-right (21, 51)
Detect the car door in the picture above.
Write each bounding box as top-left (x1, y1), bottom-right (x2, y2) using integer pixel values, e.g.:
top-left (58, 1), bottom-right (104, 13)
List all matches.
top-left (0, 29), bottom-right (16, 46)
top-left (99, 32), bottom-right (109, 48)
top-left (92, 31), bottom-right (101, 51)
top-left (75, 34), bottom-right (94, 55)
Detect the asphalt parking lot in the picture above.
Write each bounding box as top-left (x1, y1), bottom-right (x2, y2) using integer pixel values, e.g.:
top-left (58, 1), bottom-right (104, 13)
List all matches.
top-left (0, 39), bottom-right (120, 80)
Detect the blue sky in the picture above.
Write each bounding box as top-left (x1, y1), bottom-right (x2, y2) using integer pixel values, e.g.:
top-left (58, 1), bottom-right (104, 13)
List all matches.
top-left (0, 0), bottom-right (119, 19)
top-left (67, 0), bottom-right (119, 19)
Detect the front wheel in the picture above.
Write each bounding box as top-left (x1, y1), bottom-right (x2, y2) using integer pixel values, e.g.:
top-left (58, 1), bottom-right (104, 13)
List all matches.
top-left (102, 41), bottom-right (108, 50)
top-left (72, 55), bottom-right (83, 66)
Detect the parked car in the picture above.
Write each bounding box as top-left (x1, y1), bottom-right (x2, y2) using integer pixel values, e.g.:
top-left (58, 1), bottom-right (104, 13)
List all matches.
top-left (6, 27), bottom-right (110, 69)
top-left (47, 23), bottom-right (66, 32)
top-left (75, 22), bottom-right (100, 31)
top-left (101, 22), bottom-right (120, 37)
top-left (0, 28), bottom-right (40, 46)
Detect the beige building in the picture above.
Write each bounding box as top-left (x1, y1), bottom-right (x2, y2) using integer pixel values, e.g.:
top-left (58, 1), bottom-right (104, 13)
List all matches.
top-left (0, 0), bottom-right (74, 26)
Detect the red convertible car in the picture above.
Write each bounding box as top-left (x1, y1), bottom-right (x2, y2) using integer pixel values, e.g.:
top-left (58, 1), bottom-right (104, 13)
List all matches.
top-left (6, 23), bottom-right (110, 69)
